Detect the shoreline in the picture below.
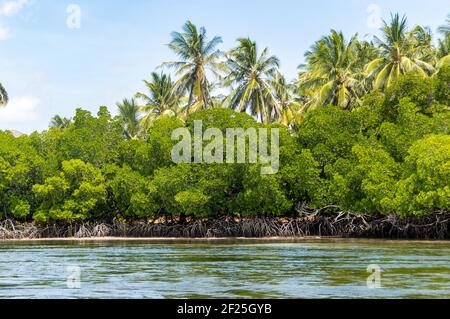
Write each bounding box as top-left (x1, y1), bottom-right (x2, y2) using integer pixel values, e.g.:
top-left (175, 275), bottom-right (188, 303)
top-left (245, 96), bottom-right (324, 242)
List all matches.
top-left (1, 212), bottom-right (449, 241)
top-left (2, 236), bottom-right (450, 244)
top-left (1, 236), bottom-right (325, 243)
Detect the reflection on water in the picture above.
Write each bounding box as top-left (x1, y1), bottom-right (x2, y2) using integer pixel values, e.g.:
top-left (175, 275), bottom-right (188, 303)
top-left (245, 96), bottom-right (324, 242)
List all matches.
top-left (0, 239), bottom-right (449, 299)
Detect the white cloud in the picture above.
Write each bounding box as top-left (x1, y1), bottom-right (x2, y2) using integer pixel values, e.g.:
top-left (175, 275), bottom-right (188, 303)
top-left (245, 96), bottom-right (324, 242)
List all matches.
top-left (0, 25), bottom-right (11, 39)
top-left (0, 96), bottom-right (40, 125)
top-left (0, 0), bottom-right (29, 16)
top-left (0, 0), bottom-right (31, 40)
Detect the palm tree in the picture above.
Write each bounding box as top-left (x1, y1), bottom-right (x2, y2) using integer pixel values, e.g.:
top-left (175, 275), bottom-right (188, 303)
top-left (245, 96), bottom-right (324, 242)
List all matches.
top-left (162, 21), bottom-right (224, 112)
top-left (296, 30), bottom-right (367, 109)
top-left (433, 14), bottom-right (450, 70)
top-left (269, 72), bottom-right (304, 127)
top-left (135, 72), bottom-right (182, 130)
top-left (0, 82), bottom-right (8, 106)
top-left (365, 14), bottom-right (435, 91)
top-left (50, 115), bottom-right (72, 129)
top-left (116, 98), bottom-right (141, 140)
top-left (224, 38), bottom-right (281, 124)
top-left (438, 14), bottom-right (450, 36)
top-left (437, 37), bottom-right (450, 71)
top-left (436, 14), bottom-right (450, 68)
top-left (410, 26), bottom-right (438, 64)
top-left (437, 35), bottom-right (450, 59)
top-left (354, 40), bottom-right (381, 91)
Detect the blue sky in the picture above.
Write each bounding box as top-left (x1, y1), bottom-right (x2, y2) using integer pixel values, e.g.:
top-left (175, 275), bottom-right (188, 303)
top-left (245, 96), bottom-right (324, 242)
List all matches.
top-left (0, 0), bottom-right (448, 133)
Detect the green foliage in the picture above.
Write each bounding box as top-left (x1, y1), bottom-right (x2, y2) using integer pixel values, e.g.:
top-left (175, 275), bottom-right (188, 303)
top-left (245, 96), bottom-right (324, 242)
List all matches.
top-left (365, 14), bottom-right (435, 91)
top-left (235, 166), bottom-right (291, 216)
top-left (136, 72), bottom-right (183, 132)
top-left (175, 189), bottom-right (210, 217)
top-left (0, 132), bottom-right (46, 220)
top-left (279, 149), bottom-right (323, 207)
top-left (152, 164), bottom-right (202, 216)
top-left (116, 139), bottom-right (152, 176)
top-left (52, 107), bottom-right (124, 166)
top-left (434, 64), bottom-right (450, 105)
top-left (0, 66), bottom-right (449, 222)
top-left (297, 30), bottom-right (377, 109)
top-left (388, 135), bottom-right (450, 216)
top-left (383, 73), bottom-right (434, 119)
top-left (186, 108), bottom-right (258, 130)
top-left (325, 141), bottom-right (399, 213)
top-left (163, 21), bottom-right (223, 110)
top-left (146, 116), bottom-right (185, 173)
top-left (129, 186), bottom-right (159, 218)
top-left (11, 199), bottom-right (31, 220)
top-left (104, 164), bottom-right (158, 218)
top-left (225, 38), bottom-right (281, 123)
top-left (32, 160), bottom-right (106, 222)
top-left (379, 99), bottom-right (449, 161)
top-left (297, 106), bottom-right (364, 167)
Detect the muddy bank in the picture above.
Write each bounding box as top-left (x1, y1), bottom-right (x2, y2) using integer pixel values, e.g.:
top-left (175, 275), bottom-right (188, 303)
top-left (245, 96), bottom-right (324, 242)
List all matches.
top-left (0, 211), bottom-right (448, 240)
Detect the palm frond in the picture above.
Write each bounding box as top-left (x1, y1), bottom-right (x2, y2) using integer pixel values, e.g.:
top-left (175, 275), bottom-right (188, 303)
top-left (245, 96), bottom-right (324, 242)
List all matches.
top-left (0, 82), bottom-right (8, 106)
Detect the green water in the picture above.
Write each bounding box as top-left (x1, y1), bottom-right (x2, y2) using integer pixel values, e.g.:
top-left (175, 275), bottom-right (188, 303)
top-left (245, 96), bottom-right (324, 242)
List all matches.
top-left (0, 239), bottom-right (449, 299)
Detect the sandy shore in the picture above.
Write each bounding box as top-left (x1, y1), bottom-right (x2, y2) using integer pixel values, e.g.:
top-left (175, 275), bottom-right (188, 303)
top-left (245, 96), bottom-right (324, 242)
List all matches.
top-left (0, 236), bottom-right (324, 243)
top-left (1, 236), bottom-right (449, 245)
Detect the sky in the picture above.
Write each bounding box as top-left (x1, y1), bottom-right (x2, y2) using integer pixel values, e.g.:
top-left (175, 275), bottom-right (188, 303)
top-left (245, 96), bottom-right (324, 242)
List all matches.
top-left (0, 0), bottom-right (448, 133)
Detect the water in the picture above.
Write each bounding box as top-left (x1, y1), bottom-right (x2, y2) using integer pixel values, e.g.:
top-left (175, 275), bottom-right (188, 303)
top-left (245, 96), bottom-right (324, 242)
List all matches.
top-left (0, 238), bottom-right (449, 299)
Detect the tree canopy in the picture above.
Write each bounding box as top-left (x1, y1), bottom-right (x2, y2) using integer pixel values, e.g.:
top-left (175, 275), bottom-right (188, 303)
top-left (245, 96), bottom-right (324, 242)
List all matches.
top-left (2, 15), bottom-right (449, 222)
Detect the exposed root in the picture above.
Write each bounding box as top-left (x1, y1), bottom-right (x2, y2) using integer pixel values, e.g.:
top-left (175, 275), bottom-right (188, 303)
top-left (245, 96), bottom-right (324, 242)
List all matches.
top-left (0, 220), bottom-right (40, 239)
top-left (0, 210), bottom-right (448, 240)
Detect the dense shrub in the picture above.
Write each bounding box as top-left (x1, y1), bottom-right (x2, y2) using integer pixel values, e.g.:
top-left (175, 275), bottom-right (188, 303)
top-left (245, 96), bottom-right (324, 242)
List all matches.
top-left (32, 160), bottom-right (106, 221)
top-left (388, 134), bottom-right (450, 216)
top-left (0, 73), bottom-right (448, 221)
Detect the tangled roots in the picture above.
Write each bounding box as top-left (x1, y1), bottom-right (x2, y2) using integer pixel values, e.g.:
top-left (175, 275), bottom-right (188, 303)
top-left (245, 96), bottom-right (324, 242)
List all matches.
top-left (0, 211), bottom-right (448, 240)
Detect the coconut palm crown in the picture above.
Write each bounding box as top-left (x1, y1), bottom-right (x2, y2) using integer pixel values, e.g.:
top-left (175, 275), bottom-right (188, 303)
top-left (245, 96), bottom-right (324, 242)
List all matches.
top-left (365, 14), bottom-right (435, 90)
top-left (162, 21), bottom-right (224, 112)
top-left (224, 38), bottom-right (281, 124)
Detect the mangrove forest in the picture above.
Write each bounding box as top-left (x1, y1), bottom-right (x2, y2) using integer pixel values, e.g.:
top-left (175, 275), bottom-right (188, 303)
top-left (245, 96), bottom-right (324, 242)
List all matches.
top-left (0, 14), bottom-right (449, 239)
